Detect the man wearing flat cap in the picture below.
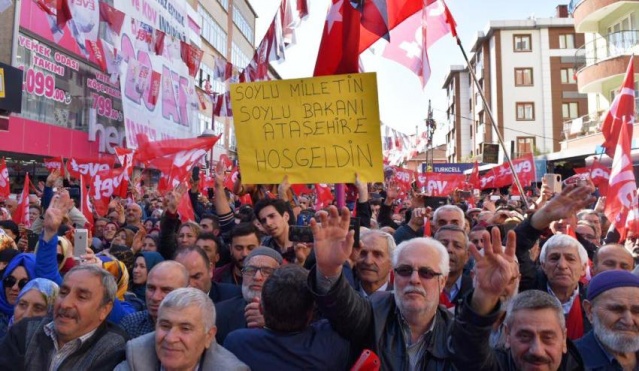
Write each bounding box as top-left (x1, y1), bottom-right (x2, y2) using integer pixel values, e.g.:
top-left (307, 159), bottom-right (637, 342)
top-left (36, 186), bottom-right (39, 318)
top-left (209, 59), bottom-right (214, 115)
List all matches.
top-left (214, 247), bottom-right (283, 344)
top-left (575, 270), bottom-right (639, 370)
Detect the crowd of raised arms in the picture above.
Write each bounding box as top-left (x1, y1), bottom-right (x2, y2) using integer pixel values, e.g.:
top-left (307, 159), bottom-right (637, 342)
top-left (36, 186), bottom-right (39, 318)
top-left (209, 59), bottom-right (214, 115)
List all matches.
top-left (0, 166), bottom-right (636, 371)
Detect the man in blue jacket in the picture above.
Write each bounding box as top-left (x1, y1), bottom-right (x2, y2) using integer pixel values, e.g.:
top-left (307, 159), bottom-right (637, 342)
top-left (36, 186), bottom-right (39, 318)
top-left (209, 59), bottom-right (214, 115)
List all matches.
top-left (576, 270), bottom-right (639, 370)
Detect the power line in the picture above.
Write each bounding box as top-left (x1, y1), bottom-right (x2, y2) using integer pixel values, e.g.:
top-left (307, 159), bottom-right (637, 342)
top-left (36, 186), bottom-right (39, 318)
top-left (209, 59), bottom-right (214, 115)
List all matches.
top-left (432, 108), bottom-right (564, 143)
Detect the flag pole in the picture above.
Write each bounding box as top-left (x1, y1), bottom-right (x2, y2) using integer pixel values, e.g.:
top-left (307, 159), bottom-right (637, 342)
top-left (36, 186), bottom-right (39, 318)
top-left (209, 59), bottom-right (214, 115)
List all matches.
top-left (452, 36), bottom-right (529, 209)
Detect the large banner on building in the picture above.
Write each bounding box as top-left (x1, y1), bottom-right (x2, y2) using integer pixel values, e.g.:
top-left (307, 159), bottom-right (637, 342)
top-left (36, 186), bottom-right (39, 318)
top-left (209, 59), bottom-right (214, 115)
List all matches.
top-left (114, 11), bottom-right (199, 147)
top-left (230, 73), bottom-right (384, 184)
top-left (20, 0), bottom-right (103, 65)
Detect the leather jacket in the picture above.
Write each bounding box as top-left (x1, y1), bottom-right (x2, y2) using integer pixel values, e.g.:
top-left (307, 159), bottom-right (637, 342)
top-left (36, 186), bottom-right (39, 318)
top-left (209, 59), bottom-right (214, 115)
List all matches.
top-left (310, 267), bottom-right (455, 371)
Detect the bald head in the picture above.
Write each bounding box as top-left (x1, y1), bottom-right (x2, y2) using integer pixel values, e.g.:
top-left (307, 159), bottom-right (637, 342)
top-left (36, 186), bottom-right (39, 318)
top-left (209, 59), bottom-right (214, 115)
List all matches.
top-left (593, 244), bottom-right (635, 276)
top-left (146, 261), bottom-right (190, 320)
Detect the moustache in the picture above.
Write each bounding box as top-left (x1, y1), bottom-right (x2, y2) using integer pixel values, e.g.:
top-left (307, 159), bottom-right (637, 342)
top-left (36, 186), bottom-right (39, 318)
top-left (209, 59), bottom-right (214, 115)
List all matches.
top-left (403, 286), bottom-right (426, 297)
top-left (522, 354), bottom-right (551, 365)
top-left (358, 265), bottom-right (378, 273)
top-left (613, 323), bottom-right (639, 332)
top-left (56, 308), bottom-right (78, 321)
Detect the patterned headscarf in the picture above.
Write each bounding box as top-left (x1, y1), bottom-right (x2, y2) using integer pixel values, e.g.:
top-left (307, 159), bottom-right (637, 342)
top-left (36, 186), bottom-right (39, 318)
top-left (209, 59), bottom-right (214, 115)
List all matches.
top-left (8, 278), bottom-right (59, 326)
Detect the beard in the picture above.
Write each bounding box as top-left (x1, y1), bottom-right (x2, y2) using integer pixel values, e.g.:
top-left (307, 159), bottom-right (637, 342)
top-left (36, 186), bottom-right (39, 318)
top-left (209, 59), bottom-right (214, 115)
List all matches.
top-left (592, 314), bottom-right (639, 353)
top-left (242, 284), bottom-right (260, 302)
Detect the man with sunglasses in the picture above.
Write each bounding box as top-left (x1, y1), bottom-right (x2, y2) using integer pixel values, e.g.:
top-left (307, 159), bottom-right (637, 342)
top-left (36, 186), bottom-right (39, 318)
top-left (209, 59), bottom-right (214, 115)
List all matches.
top-left (214, 247), bottom-right (282, 345)
top-left (310, 206), bottom-right (454, 370)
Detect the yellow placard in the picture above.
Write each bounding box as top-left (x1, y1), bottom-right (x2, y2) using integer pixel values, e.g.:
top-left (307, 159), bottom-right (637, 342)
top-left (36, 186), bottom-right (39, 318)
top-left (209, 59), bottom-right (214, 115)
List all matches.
top-left (230, 73), bottom-right (384, 185)
top-left (0, 68), bottom-right (4, 98)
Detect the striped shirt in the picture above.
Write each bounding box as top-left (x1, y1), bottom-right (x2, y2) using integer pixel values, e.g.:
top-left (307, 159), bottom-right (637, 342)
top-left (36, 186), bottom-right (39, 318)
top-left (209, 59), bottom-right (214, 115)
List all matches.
top-left (43, 321), bottom-right (97, 371)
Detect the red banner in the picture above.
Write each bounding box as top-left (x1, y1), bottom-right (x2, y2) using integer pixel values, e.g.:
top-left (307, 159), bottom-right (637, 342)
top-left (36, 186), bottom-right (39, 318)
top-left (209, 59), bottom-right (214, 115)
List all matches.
top-left (479, 154), bottom-right (536, 190)
top-left (44, 157), bottom-right (64, 173)
top-left (13, 173), bottom-right (31, 227)
top-left (392, 166), bottom-right (415, 193)
top-left (66, 157), bottom-right (116, 180)
top-left (416, 172), bottom-right (465, 197)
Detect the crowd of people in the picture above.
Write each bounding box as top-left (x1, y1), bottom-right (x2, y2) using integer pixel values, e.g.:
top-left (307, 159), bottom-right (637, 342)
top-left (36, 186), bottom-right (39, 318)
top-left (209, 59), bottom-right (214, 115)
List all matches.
top-left (0, 165), bottom-right (636, 371)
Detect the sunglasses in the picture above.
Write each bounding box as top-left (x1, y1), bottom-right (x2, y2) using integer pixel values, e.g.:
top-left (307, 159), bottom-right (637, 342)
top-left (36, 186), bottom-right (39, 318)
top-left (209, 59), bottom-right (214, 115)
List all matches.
top-left (393, 265), bottom-right (442, 280)
top-left (3, 276), bottom-right (28, 290)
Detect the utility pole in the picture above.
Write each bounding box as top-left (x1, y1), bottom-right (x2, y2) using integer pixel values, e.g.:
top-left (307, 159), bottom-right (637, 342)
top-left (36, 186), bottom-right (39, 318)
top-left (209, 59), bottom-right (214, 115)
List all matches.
top-left (425, 100), bottom-right (436, 172)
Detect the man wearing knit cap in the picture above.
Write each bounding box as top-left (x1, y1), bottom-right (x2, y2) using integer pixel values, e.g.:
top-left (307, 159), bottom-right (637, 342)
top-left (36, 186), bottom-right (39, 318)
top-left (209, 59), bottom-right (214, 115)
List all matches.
top-left (575, 270), bottom-right (639, 370)
top-left (214, 247), bottom-right (283, 344)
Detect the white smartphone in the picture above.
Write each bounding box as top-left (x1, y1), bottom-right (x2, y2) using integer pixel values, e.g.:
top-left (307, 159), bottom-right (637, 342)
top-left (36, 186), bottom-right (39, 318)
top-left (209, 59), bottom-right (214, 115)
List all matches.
top-left (490, 195), bottom-right (500, 201)
top-left (74, 229), bottom-right (88, 257)
top-left (543, 173), bottom-right (562, 194)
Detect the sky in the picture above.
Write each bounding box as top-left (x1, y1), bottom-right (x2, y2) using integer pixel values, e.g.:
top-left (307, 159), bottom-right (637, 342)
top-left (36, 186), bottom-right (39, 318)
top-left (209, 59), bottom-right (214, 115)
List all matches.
top-left (250, 0), bottom-right (567, 145)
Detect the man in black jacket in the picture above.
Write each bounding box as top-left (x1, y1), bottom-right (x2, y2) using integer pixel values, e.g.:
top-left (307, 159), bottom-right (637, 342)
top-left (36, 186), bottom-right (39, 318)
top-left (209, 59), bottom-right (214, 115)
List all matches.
top-left (310, 206), bottom-right (454, 370)
top-left (0, 265), bottom-right (128, 371)
top-left (450, 227), bottom-right (584, 371)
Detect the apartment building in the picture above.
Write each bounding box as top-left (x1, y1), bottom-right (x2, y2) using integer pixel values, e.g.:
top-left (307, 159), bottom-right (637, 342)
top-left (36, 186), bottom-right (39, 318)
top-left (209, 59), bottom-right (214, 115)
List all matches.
top-left (460, 5), bottom-right (587, 164)
top-left (442, 65), bottom-right (471, 162)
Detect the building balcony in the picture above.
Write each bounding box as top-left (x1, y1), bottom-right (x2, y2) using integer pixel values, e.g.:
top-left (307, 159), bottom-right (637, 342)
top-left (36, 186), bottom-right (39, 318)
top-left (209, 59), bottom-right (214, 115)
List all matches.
top-left (561, 111), bottom-right (639, 152)
top-left (574, 31), bottom-right (639, 93)
top-left (571, 0), bottom-right (639, 33)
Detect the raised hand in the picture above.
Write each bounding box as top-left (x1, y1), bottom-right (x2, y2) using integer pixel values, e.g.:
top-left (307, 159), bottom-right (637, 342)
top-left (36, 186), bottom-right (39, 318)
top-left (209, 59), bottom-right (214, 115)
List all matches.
top-left (470, 227), bottom-right (518, 315)
top-left (531, 181), bottom-right (596, 230)
top-left (46, 169), bottom-right (62, 188)
top-left (43, 194), bottom-right (68, 241)
top-left (278, 175), bottom-right (290, 201)
top-left (245, 297), bottom-right (265, 328)
top-left (310, 206), bottom-right (354, 277)
top-left (131, 228), bottom-right (146, 253)
top-left (166, 183), bottom-right (187, 214)
top-left (354, 173), bottom-right (369, 203)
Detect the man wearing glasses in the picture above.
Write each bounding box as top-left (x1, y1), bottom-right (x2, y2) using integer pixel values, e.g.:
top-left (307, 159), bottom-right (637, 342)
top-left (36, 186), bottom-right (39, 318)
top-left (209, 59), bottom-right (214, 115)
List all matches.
top-left (309, 206), bottom-right (454, 370)
top-left (214, 247), bottom-right (282, 345)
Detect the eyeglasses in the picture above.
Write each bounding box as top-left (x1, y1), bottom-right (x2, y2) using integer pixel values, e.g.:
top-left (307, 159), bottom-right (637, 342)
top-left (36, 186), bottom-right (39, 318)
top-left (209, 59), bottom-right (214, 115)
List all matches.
top-left (393, 265), bottom-right (442, 280)
top-left (241, 266), bottom-right (276, 277)
top-left (3, 276), bottom-right (28, 290)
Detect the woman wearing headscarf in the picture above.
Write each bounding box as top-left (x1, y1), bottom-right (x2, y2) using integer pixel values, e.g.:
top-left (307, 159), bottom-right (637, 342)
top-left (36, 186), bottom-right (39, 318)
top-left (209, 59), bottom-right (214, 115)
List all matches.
top-left (0, 254), bottom-right (36, 338)
top-left (129, 252), bottom-right (164, 302)
top-left (55, 236), bottom-right (76, 276)
top-left (9, 278), bottom-right (59, 327)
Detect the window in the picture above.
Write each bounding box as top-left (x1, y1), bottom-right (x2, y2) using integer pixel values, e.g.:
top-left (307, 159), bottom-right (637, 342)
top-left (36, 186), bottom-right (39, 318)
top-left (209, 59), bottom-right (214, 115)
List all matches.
top-left (217, 0), bottom-right (228, 11)
top-left (231, 42), bottom-right (251, 70)
top-left (515, 68), bottom-right (533, 86)
top-left (514, 35), bottom-right (531, 52)
top-left (199, 5), bottom-right (227, 53)
top-left (559, 34), bottom-right (575, 49)
top-left (560, 68), bottom-right (577, 84)
top-left (562, 102), bottom-right (579, 119)
top-left (233, 5), bottom-right (254, 43)
top-left (517, 137), bottom-right (535, 156)
top-left (197, 63), bottom-right (224, 94)
top-left (516, 102), bottom-right (535, 120)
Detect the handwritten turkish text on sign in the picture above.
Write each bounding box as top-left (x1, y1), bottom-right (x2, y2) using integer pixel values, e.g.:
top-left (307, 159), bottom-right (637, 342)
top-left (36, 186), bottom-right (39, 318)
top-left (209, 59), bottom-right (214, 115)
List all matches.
top-left (230, 73), bottom-right (384, 184)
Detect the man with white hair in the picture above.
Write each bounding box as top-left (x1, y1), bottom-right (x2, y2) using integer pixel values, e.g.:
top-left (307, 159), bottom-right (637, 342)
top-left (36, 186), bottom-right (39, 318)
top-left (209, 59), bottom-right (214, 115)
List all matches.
top-left (310, 206), bottom-right (454, 369)
top-left (576, 270), bottom-right (639, 370)
top-left (513, 181), bottom-right (596, 340)
top-left (431, 205), bottom-right (465, 234)
top-left (115, 288), bottom-right (248, 371)
top-left (355, 230), bottom-right (395, 297)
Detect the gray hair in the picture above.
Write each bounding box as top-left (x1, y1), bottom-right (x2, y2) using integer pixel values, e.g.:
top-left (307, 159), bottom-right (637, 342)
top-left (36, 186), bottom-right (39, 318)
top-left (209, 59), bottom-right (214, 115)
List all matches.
top-left (149, 260), bottom-right (190, 286)
top-left (65, 265), bottom-right (117, 307)
top-left (392, 237), bottom-right (450, 276)
top-left (540, 234), bottom-right (588, 265)
top-left (433, 205), bottom-right (465, 225)
top-left (505, 290), bottom-right (565, 330)
top-left (360, 229), bottom-right (396, 257)
top-left (577, 209), bottom-right (598, 220)
top-left (434, 224), bottom-right (470, 250)
top-left (159, 287), bottom-right (216, 331)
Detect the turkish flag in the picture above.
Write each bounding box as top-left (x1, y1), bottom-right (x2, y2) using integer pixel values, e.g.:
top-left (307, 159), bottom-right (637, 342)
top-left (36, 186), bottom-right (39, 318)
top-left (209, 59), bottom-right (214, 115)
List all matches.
top-left (13, 173), bottom-right (31, 227)
top-left (180, 42), bottom-right (203, 77)
top-left (56, 0), bottom-right (72, 29)
top-left (0, 159), bottom-right (9, 198)
top-left (99, 2), bottom-right (125, 35)
top-left (315, 183), bottom-right (334, 210)
top-left (468, 160), bottom-right (480, 189)
top-left (382, 0), bottom-right (456, 86)
top-left (605, 113), bottom-right (638, 240)
top-left (358, 0), bottom-right (426, 53)
top-left (313, 0), bottom-right (361, 76)
top-left (177, 183), bottom-right (196, 222)
top-left (80, 175), bottom-right (94, 229)
top-left (601, 56), bottom-right (635, 158)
